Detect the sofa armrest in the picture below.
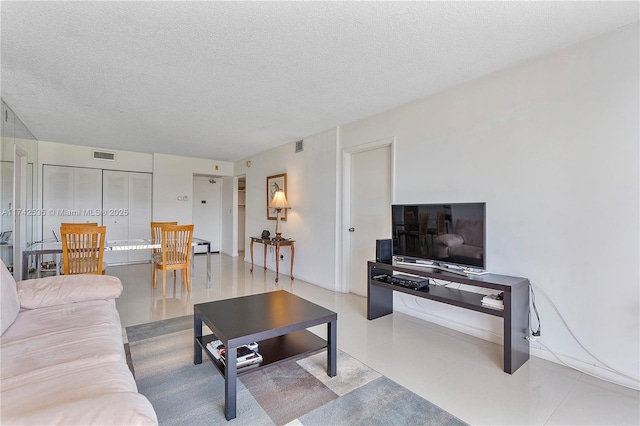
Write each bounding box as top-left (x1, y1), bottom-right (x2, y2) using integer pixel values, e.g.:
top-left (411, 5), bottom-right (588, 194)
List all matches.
top-left (16, 275), bottom-right (123, 309)
top-left (434, 233), bottom-right (465, 247)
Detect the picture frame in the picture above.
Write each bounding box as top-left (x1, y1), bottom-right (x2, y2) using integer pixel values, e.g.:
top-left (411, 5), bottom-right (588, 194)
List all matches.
top-left (266, 173), bottom-right (287, 221)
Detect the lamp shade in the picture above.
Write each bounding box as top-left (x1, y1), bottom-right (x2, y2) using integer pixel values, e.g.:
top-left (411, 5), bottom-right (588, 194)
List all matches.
top-left (269, 190), bottom-right (290, 209)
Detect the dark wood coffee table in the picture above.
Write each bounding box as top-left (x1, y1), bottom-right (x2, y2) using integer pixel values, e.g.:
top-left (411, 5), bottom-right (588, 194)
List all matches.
top-left (193, 290), bottom-right (337, 420)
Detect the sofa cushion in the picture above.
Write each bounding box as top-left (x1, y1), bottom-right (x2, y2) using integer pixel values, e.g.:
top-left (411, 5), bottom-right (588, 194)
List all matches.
top-left (1, 391), bottom-right (158, 426)
top-left (17, 274), bottom-right (122, 309)
top-left (0, 259), bottom-right (20, 335)
top-left (455, 218), bottom-right (484, 248)
top-left (435, 233), bottom-right (464, 247)
top-left (0, 300), bottom-right (126, 390)
top-left (449, 244), bottom-right (484, 260)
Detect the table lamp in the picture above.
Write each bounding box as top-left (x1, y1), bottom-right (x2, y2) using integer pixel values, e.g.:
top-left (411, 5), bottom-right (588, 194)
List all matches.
top-left (268, 190), bottom-right (291, 240)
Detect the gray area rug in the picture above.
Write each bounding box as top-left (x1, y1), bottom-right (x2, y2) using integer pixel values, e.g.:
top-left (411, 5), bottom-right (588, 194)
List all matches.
top-left (125, 316), bottom-right (467, 426)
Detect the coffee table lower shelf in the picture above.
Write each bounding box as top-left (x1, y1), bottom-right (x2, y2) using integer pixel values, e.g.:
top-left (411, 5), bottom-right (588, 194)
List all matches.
top-left (195, 329), bottom-right (327, 377)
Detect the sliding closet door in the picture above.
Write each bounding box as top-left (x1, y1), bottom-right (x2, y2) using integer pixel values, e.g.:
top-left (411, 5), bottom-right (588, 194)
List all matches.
top-left (42, 165), bottom-right (102, 242)
top-left (102, 170), bottom-right (128, 264)
top-left (127, 172), bottom-right (152, 262)
top-left (102, 170), bottom-right (152, 264)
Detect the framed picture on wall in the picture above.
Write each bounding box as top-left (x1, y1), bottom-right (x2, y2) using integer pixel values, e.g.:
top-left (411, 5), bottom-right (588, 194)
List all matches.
top-left (266, 173), bottom-right (287, 221)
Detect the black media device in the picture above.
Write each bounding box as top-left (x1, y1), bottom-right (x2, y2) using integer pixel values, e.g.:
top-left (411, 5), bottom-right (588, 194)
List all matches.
top-left (372, 274), bottom-right (429, 290)
top-left (376, 239), bottom-right (392, 264)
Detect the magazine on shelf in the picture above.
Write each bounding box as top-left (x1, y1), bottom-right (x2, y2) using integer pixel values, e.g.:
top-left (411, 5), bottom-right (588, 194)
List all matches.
top-left (482, 302), bottom-right (504, 311)
top-left (481, 293), bottom-right (504, 310)
top-left (206, 340), bottom-right (224, 360)
top-left (482, 293), bottom-right (504, 304)
top-left (219, 345), bottom-right (263, 368)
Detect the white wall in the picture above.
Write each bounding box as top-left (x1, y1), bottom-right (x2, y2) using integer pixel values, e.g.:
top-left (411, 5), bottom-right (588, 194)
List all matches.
top-left (38, 140), bottom-right (153, 172)
top-left (240, 128), bottom-right (339, 290)
top-left (36, 144), bottom-right (235, 244)
top-left (339, 25), bottom-right (639, 387)
top-left (36, 140), bottom-right (153, 240)
top-left (151, 153), bottom-right (232, 225)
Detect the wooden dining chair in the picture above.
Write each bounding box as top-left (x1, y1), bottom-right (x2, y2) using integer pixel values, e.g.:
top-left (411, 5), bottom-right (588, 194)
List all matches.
top-left (56, 223), bottom-right (99, 272)
top-left (60, 225), bottom-right (107, 275)
top-left (418, 213), bottom-right (430, 255)
top-left (151, 221), bottom-right (178, 283)
top-left (152, 224), bottom-right (194, 296)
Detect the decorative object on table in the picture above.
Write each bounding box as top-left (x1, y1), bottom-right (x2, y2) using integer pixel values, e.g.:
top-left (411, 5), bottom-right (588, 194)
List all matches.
top-left (268, 189), bottom-right (291, 240)
top-left (261, 230), bottom-right (270, 239)
top-left (266, 173), bottom-right (287, 221)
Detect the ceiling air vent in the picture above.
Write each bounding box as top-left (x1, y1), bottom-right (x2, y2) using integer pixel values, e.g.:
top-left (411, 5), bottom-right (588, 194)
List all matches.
top-left (93, 150), bottom-right (116, 161)
top-left (295, 140), bottom-right (303, 153)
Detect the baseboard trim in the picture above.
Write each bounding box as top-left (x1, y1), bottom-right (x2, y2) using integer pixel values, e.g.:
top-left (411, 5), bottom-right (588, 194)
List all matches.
top-left (394, 295), bottom-right (639, 390)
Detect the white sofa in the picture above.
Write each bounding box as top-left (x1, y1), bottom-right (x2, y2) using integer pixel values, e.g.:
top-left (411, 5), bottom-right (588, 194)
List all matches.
top-left (0, 260), bottom-right (157, 425)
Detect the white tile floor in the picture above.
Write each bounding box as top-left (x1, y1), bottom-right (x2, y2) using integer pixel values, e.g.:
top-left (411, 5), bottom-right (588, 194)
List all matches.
top-left (113, 253), bottom-right (640, 425)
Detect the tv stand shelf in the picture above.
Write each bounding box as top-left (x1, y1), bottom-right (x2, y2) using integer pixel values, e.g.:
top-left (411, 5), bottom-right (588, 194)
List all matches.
top-left (367, 261), bottom-right (530, 374)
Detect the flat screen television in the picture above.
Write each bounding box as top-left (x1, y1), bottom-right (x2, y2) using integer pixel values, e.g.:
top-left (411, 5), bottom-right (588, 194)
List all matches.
top-left (391, 203), bottom-right (486, 270)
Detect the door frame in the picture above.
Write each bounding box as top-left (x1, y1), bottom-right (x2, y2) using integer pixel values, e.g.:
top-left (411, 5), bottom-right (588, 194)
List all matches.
top-left (13, 146), bottom-right (27, 276)
top-left (340, 137), bottom-right (395, 293)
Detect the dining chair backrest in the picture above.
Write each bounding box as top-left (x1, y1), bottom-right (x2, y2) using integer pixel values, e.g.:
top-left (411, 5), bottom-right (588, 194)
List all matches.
top-left (60, 225), bottom-right (107, 275)
top-left (151, 222), bottom-right (178, 254)
top-left (61, 223), bottom-right (98, 226)
top-left (159, 224), bottom-right (194, 267)
top-left (418, 213), bottom-right (430, 237)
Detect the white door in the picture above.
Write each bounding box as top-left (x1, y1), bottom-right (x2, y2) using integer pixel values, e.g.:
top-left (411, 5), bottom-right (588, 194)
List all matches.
top-left (349, 145), bottom-right (392, 296)
top-left (127, 172), bottom-right (152, 262)
top-left (42, 165), bottom-right (102, 241)
top-left (192, 178), bottom-right (221, 253)
top-left (102, 170), bottom-right (152, 263)
top-left (102, 170), bottom-right (129, 264)
top-left (42, 166), bottom-right (74, 241)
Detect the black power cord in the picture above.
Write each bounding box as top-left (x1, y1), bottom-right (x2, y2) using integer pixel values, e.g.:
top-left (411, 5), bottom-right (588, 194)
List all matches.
top-left (529, 283), bottom-right (541, 337)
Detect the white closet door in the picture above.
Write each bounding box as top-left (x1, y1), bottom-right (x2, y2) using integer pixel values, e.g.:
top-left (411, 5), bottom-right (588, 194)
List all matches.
top-left (74, 168), bottom-right (103, 222)
top-left (127, 172), bottom-right (152, 262)
top-left (102, 170), bottom-right (152, 264)
top-left (42, 165), bottom-right (101, 242)
top-left (102, 170), bottom-right (129, 264)
top-left (42, 166), bottom-right (73, 241)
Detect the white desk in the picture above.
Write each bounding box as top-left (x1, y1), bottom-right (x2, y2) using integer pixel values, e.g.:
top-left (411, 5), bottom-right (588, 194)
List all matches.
top-left (22, 238), bottom-right (211, 287)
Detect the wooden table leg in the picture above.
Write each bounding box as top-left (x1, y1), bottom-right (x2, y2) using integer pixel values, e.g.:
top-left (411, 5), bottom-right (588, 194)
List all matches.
top-left (290, 242), bottom-right (295, 280)
top-left (275, 243), bottom-right (280, 283)
top-left (263, 244), bottom-right (267, 270)
top-left (249, 239), bottom-right (254, 273)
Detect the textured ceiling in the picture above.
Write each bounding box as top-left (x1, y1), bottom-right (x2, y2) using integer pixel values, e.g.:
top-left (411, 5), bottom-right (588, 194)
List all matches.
top-left (1, 1), bottom-right (638, 161)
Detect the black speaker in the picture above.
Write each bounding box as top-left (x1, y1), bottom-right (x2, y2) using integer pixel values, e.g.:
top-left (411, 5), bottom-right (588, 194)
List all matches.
top-left (376, 239), bottom-right (392, 264)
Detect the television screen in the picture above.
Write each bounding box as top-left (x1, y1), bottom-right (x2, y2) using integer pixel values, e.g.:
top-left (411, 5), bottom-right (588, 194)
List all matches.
top-left (391, 203), bottom-right (486, 270)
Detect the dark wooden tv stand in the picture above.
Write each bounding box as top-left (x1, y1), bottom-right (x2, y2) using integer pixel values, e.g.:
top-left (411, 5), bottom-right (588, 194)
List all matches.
top-left (367, 261), bottom-right (530, 374)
